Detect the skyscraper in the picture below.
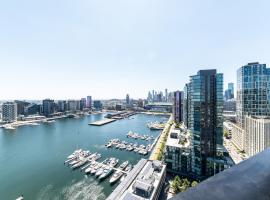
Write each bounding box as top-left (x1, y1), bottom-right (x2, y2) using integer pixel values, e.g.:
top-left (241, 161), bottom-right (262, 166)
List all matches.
top-left (183, 83), bottom-right (190, 128)
top-left (165, 88), bottom-right (168, 102)
top-left (126, 94), bottom-right (130, 105)
top-left (42, 99), bottom-right (55, 117)
top-left (173, 91), bottom-right (183, 123)
top-left (2, 102), bottom-right (17, 122)
top-left (87, 96), bottom-right (92, 109)
top-left (188, 69), bottom-right (225, 179)
top-left (236, 62), bottom-right (270, 128)
top-left (224, 83), bottom-right (234, 100)
top-left (228, 83), bottom-right (234, 98)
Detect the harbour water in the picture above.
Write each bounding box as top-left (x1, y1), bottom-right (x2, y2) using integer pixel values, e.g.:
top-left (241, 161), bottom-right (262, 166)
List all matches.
top-left (0, 113), bottom-right (167, 200)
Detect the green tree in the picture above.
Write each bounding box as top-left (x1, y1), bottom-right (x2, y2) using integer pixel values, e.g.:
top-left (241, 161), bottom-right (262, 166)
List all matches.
top-left (191, 181), bottom-right (198, 187)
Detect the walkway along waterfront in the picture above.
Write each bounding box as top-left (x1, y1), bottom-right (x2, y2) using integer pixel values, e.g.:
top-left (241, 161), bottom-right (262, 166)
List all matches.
top-left (150, 115), bottom-right (174, 161)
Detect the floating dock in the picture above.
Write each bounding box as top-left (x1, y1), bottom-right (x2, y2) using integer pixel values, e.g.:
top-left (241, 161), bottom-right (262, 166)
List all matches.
top-left (89, 119), bottom-right (116, 126)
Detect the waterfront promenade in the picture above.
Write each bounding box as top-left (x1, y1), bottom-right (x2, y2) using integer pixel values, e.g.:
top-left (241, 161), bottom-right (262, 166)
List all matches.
top-left (150, 115), bottom-right (173, 160)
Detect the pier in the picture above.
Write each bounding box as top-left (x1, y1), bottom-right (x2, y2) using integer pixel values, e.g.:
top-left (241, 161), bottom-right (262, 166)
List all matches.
top-left (89, 118), bottom-right (116, 126)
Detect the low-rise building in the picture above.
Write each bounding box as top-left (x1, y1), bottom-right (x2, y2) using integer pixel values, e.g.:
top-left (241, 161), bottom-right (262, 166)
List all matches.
top-left (107, 159), bottom-right (166, 200)
top-left (165, 129), bottom-right (192, 176)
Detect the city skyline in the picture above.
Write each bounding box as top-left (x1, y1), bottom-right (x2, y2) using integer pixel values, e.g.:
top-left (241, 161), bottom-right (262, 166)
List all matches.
top-left (1, 0), bottom-right (270, 99)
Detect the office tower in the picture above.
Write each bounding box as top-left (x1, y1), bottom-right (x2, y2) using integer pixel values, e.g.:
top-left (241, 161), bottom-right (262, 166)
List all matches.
top-left (42, 99), bottom-right (55, 117)
top-left (126, 94), bottom-right (130, 105)
top-left (224, 83), bottom-right (234, 100)
top-left (14, 100), bottom-right (30, 115)
top-left (25, 104), bottom-right (41, 115)
top-left (147, 91), bottom-right (152, 102)
top-left (183, 83), bottom-right (190, 128)
top-left (157, 93), bottom-right (162, 102)
top-left (93, 100), bottom-right (102, 110)
top-left (236, 62), bottom-right (270, 128)
top-left (165, 89), bottom-right (168, 102)
top-left (244, 116), bottom-right (270, 157)
top-left (224, 99), bottom-right (236, 112)
top-left (188, 69), bottom-right (224, 179)
top-left (173, 91), bottom-right (183, 123)
top-left (2, 102), bottom-right (17, 122)
top-left (80, 98), bottom-right (86, 110)
top-left (228, 83), bottom-right (234, 98)
top-left (67, 100), bottom-right (77, 112)
top-left (86, 96), bottom-right (92, 109)
top-left (57, 100), bottom-right (66, 112)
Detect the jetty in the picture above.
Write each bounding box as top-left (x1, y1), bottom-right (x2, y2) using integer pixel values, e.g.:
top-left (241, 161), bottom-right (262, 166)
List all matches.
top-left (89, 118), bottom-right (116, 126)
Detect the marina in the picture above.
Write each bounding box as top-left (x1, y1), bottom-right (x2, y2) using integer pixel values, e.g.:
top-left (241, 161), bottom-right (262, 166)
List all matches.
top-left (0, 113), bottom-right (167, 200)
top-left (105, 138), bottom-right (153, 155)
top-left (64, 149), bottom-right (133, 185)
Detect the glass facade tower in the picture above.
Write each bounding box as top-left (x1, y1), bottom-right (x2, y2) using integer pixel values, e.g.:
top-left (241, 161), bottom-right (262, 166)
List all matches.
top-left (236, 62), bottom-right (270, 128)
top-left (188, 70), bottom-right (224, 179)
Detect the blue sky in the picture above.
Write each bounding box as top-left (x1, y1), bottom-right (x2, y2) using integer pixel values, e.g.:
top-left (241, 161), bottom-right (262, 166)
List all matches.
top-left (0, 0), bottom-right (269, 100)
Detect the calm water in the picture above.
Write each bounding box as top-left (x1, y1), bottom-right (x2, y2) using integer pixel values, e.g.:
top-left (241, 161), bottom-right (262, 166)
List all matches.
top-left (0, 113), bottom-right (167, 200)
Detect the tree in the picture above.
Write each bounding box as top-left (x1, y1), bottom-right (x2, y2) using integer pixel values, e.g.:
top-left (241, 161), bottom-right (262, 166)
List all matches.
top-left (191, 181), bottom-right (198, 187)
top-left (171, 176), bottom-right (181, 193)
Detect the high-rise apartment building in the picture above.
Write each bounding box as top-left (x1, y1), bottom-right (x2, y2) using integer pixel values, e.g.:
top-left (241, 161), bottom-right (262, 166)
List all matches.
top-left (188, 69), bottom-right (225, 179)
top-left (244, 116), bottom-right (270, 157)
top-left (2, 102), bottom-right (17, 122)
top-left (42, 99), bottom-right (55, 117)
top-left (86, 96), bottom-right (92, 109)
top-left (126, 94), bottom-right (130, 105)
top-left (224, 83), bottom-right (234, 100)
top-left (236, 62), bottom-right (270, 128)
top-left (183, 83), bottom-right (190, 129)
top-left (173, 91), bottom-right (183, 123)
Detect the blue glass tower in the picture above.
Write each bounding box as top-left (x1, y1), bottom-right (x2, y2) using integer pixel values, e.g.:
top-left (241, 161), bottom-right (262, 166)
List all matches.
top-left (188, 70), bottom-right (225, 179)
top-left (236, 62), bottom-right (270, 128)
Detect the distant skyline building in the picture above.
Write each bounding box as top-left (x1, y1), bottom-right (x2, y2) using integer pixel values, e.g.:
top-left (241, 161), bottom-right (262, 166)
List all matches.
top-left (126, 94), bottom-right (130, 105)
top-left (183, 83), bottom-right (190, 128)
top-left (42, 99), bottom-right (55, 117)
top-left (224, 83), bottom-right (234, 100)
top-left (2, 102), bottom-right (17, 122)
top-left (236, 62), bottom-right (270, 128)
top-left (86, 96), bottom-right (92, 109)
top-left (80, 98), bottom-right (86, 111)
top-left (93, 100), bottom-right (102, 110)
top-left (173, 91), bottom-right (183, 123)
top-left (187, 69), bottom-right (226, 179)
top-left (14, 100), bottom-right (30, 116)
top-left (224, 98), bottom-right (236, 112)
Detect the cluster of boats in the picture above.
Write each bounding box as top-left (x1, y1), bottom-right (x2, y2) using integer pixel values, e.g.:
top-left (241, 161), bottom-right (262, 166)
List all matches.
top-left (105, 139), bottom-right (151, 155)
top-left (126, 131), bottom-right (155, 141)
top-left (65, 149), bottom-right (133, 184)
top-left (147, 121), bottom-right (165, 130)
top-left (65, 149), bottom-right (101, 170)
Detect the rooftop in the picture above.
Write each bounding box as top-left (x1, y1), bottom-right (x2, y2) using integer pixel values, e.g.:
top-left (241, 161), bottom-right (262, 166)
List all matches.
top-left (107, 159), bottom-right (166, 200)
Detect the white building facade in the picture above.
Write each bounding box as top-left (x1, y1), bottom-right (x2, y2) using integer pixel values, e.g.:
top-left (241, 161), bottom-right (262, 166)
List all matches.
top-left (245, 116), bottom-right (270, 157)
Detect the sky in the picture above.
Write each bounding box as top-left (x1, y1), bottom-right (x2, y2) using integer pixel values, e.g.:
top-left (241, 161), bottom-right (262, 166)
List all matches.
top-left (0, 0), bottom-right (270, 100)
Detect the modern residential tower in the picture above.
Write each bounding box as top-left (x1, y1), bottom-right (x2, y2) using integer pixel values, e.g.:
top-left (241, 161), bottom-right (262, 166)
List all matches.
top-left (236, 62), bottom-right (270, 128)
top-left (188, 69), bottom-right (226, 179)
top-left (2, 102), bottom-right (17, 122)
top-left (173, 91), bottom-right (183, 123)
